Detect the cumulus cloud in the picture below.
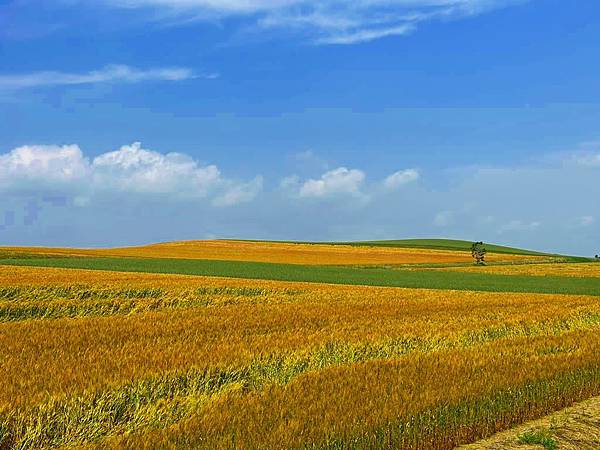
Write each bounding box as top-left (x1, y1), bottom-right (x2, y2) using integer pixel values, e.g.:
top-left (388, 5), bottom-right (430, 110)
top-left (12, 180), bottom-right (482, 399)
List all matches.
top-left (98, 0), bottom-right (526, 45)
top-left (0, 64), bottom-right (198, 90)
top-left (92, 143), bottom-right (221, 196)
top-left (0, 142), bottom-right (261, 205)
top-left (383, 168), bottom-right (419, 190)
top-left (297, 167), bottom-right (365, 198)
top-left (0, 144), bottom-right (90, 188)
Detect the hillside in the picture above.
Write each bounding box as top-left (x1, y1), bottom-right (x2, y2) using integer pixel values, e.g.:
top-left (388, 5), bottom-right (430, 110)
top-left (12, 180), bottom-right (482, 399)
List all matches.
top-left (336, 238), bottom-right (555, 256)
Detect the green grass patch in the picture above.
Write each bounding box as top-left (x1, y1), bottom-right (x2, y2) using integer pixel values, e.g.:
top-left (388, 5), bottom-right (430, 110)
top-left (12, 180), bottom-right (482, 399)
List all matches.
top-left (2, 257), bottom-right (599, 296)
top-left (518, 428), bottom-right (557, 450)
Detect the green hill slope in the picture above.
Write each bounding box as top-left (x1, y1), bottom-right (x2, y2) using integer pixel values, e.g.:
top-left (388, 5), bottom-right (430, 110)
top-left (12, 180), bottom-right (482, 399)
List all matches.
top-left (341, 239), bottom-right (554, 256)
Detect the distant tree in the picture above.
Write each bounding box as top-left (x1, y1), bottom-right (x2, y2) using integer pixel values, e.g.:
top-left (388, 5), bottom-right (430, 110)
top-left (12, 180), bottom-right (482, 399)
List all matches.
top-left (471, 241), bottom-right (487, 265)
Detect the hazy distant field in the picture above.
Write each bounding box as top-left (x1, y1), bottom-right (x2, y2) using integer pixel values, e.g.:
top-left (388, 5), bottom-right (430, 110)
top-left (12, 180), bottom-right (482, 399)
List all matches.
top-left (1, 240), bottom-right (599, 449)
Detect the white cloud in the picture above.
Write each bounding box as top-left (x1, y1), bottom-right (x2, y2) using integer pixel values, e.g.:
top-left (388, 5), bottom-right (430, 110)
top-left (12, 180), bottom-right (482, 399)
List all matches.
top-left (383, 168), bottom-right (419, 190)
top-left (99, 0), bottom-right (526, 45)
top-left (92, 142), bottom-right (221, 196)
top-left (0, 144), bottom-right (90, 186)
top-left (298, 167), bottom-right (365, 198)
top-left (0, 142), bottom-right (261, 206)
top-left (0, 64), bottom-right (197, 90)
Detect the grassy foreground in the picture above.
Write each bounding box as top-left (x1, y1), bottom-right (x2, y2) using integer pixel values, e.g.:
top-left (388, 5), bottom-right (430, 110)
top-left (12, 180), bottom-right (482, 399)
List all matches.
top-left (2, 256), bottom-right (599, 296)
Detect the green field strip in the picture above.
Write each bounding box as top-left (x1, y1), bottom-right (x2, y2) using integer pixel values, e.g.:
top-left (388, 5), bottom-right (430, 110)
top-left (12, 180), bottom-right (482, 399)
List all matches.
top-left (2, 257), bottom-right (600, 296)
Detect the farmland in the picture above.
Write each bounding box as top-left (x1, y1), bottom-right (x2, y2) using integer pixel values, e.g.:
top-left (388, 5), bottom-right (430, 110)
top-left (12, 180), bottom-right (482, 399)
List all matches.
top-left (0, 239), bottom-right (546, 265)
top-left (1, 240), bottom-right (599, 449)
top-left (2, 255), bottom-right (599, 296)
top-left (435, 262), bottom-right (600, 278)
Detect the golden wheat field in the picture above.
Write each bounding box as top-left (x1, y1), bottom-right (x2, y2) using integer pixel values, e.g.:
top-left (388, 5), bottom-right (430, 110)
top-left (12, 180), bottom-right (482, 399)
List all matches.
top-left (1, 261), bottom-right (600, 449)
top-left (0, 240), bottom-right (545, 265)
top-left (435, 262), bottom-right (600, 278)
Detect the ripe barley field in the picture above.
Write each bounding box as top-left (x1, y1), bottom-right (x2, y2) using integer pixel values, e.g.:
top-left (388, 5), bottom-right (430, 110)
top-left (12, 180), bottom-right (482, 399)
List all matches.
top-left (1, 241), bottom-right (599, 449)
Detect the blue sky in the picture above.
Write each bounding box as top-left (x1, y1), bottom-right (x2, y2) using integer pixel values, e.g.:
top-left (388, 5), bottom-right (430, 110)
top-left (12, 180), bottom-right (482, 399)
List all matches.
top-left (1, 0), bottom-right (599, 254)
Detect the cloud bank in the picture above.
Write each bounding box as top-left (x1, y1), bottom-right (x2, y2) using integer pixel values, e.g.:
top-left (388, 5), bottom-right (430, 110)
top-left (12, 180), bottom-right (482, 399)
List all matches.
top-left (0, 142), bottom-right (260, 206)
